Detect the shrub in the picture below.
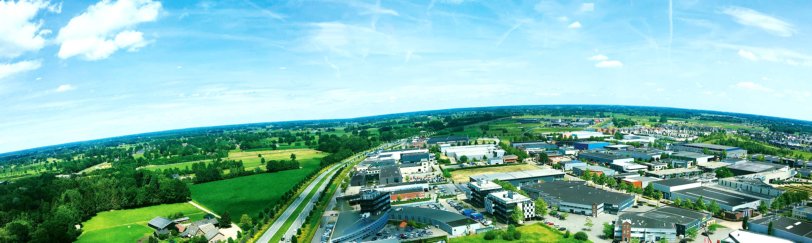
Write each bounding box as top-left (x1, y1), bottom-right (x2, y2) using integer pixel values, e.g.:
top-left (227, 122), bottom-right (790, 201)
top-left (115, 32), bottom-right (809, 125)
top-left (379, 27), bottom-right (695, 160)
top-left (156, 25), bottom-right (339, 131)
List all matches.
top-left (564, 230), bottom-right (571, 238)
top-left (484, 231), bottom-right (497, 240)
top-left (513, 230), bottom-right (521, 240)
top-left (501, 231), bottom-right (513, 241)
top-left (574, 231), bottom-right (589, 241)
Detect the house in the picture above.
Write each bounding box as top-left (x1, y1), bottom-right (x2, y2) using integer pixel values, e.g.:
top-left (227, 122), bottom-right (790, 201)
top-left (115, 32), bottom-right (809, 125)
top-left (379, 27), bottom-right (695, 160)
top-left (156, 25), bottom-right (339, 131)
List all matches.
top-left (622, 176), bottom-right (662, 189)
top-left (390, 207), bottom-right (482, 236)
top-left (572, 165), bottom-right (617, 177)
top-left (645, 168), bottom-right (703, 179)
top-left (180, 218), bottom-right (224, 242)
top-left (148, 217), bottom-right (175, 236)
top-left (441, 144), bottom-right (505, 161)
top-left (467, 179), bottom-right (504, 207)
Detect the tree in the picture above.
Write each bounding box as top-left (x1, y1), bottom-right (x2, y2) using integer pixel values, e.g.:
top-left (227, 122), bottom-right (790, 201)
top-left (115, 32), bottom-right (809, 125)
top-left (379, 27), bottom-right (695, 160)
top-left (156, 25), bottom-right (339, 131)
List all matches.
top-left (742, 216), bottom-right (749, 230)
top-left (290, 153), bottom-right (296, 161)
top-left (768, 221), bottom-right (774, 235)
top-left (574, 231), bottom-right (589, 241)
top-left (686, 228), bottom-right (698, 239)
top-left (602, 222), bottom-right (614, 239)
top-left (511, 205), bottom-right (524, 224)
top-left (643, 184), bottom-right (655, 197)
top-left (695, 197), bottom-right (706, 211)
top-left (291, 236), bottom-right (298, 243)
top-left (239, 214), bottom-right (252, 230)
top-left (715, 167), bottom-right (734, 178)
top-left (535, 198), bottom-right (548, 218)
top-left (674, 198), bottom-right (682, 208)
top-left (459, 155), bottom-right (469, 163)
top-left (220, 212), bottom-right (232, 228)
top-left (758, 200), bottom-right (769, 214)
top-left (560, 212), bottom-right (569, 220)
top-left (708, 200), bottom-right (721, 216)
top-left (584, 218), bottom-right (594, 230)
top-left (614, 132), bottom-right (624, 140)
top-left (564, 230), bottom-right (571, 238)
top-left (607, 177), bottom-right (618, 188)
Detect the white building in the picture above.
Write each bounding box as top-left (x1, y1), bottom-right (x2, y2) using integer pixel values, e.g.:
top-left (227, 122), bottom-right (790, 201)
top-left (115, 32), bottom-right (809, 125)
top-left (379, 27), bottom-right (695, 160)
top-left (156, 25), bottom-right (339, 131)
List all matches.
top-left (485, 191), bottom-right (535, 223)
top-left (441, 144), bottom-right (505, 161)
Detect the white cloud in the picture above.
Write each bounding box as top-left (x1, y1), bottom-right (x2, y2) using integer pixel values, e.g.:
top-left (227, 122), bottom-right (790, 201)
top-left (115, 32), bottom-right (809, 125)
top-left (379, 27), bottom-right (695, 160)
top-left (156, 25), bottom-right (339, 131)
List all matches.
top-left (56, 0), bottom-right (162, 60)
top-left (588, 54), bottom-right (608, 61)
top-left (595, 60), bottom-right (623, 68)
top-left (568, 21), bottom-right (582, 29)
top-left (0, 60), bottom-right (41, 79)
top-left (721, 6), bottom-right (795, 37)
top-left (55, 84), bottom-right (76, 92)
top-left (0, 0), bottom-right (58, 58)
top-left (579, 3), bottom-right (594, 12)
top-left (735, 81), bottom-right (773, 93)
top-left (737, 49), bottom-right (757, 61)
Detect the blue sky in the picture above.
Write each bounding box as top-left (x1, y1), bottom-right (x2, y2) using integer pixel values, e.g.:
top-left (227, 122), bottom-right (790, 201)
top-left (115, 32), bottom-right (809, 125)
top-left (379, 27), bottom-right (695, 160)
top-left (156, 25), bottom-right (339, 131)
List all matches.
top-left (1, 0), bottom-right (811, 153)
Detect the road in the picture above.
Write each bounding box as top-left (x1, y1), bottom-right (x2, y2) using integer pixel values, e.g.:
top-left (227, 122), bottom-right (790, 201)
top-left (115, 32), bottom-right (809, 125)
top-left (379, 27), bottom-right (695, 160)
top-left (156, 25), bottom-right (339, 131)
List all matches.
top-left (257, 161), bottom-right (346, 243)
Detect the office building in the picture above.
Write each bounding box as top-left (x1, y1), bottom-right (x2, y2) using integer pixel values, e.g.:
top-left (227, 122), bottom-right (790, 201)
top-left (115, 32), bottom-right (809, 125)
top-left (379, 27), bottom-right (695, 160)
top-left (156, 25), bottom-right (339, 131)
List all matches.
top-left (467, 179), bottom-right (504, 207)
top-left (485, 191), bottom-right (535, 223)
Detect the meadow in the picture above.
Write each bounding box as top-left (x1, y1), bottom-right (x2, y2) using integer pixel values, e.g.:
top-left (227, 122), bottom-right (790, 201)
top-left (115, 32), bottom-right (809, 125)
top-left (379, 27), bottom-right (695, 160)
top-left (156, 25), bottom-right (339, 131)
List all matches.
top-left (141, 148), bottom-right (327, 172)
top-left (76, 203), bottom-right (206, 243)
top-left (449, 223), bottom-right (591, 243)
top-left (449, 164), bottom-right (540, 183)
top-left (190, 155), bottom-right (324, 218)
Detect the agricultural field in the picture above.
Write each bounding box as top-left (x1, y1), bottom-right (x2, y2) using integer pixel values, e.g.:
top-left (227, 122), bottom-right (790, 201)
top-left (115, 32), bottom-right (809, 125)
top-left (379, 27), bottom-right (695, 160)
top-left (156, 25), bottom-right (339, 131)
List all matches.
top-left (141, 148), bottom-right (327, 173)
top-left (77, 202), bottom-right (206, 243)
top-left (0, 160), bottom-right (58, 181)
top-left (449, 164), bottom-right (540, 183)
top-left (190, 155), bottom-right (323, 218)
top-left (449, 223), bottom-right (591, 243)
top-left (446, 118), bottom-right (582, 139)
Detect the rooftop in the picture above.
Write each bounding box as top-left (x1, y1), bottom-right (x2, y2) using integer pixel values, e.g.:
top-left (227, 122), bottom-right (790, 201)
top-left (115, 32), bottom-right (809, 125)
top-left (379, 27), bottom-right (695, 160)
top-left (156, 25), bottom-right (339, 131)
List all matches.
top-left (332, 211), bottom-right (388, 240)
top-left (469, 179), bottom-right (503, 191)
top-left (751, 216), bottom-right (812, 239)
top-left (676, 186), bottom-right (761, 206)
top-left (725, 230), bottom-right (793, 243)
top-left (148, 217), bottom-right (173, 229)
top-left (619, 206), bottom-right (709, 229)
top-left (523, 181), bottom-right (633, 206)
top-left (671, 151), bottom-right (714, 159)
top-left (487, 190), bottom-right (532, 204)
top-left (652, 178), bottom-right (699, 187)
top-left (427, 136), bottom-right (469, 144)
top-left (392, 206), bottom-right (478, 227)
top-left (727, 161), bottom-right (787, 173)
top-left (647, 168), bottom-right (703, 176)
top-left (400, 152), bottom-right (430, 163)
top-left (684, 143), bottom-right (743, 151)
top-left (579, 152), bottom-right (631, 161)
top-left (469, 169), bottom-right (564, 182)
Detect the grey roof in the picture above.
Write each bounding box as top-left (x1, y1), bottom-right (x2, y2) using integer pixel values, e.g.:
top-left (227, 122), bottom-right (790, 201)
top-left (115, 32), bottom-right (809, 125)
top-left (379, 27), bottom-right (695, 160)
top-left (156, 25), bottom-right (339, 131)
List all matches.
top-left (392, 206), bottom-right (475, 227)
top-left (427, 136), bottom-right (468, 144)
top-left (523, 181), bottom-right (634, 206)
top-left (578, 152), bottom-right (630, 161)
top-left (726, 162), bottom-right (786, 173)
top-left (671, 151), bottom-right (714, 159)
top-left (469, 169), bottom-right (564, 182)
top-left (684, 143), bottom-right (742, 151)
top-left (619, 206), bottom-right (709, 229)
top-left (652, 178), bottom-right (698, 187)
top-left (751, 216), bottom-right (812, 239)
top-left (378, 165), bottom-right (402, 182)
top-left (512, 142), bottom-right (558, 150)
top-left (148, 217), bottom-right (173, 230)
top-left (675, 186), bottom-right (761, 207)
top-left (400, 152), bottom-right (430, 163)
top-left (199, 223), bottom-right (220, 240)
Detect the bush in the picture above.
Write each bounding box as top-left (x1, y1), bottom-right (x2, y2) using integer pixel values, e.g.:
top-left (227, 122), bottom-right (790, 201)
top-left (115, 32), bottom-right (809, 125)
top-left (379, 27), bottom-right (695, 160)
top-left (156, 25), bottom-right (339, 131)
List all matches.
top-left (513, 230), bottom-right (521, 240)
top-left (484, 231), bottom-right (497, 240)
top-left (564, 230), bottom-right (571, 238)
top-left (574, 231), bottom-right (589, 241)
top-left (501, 231), bottom-right (513, 241)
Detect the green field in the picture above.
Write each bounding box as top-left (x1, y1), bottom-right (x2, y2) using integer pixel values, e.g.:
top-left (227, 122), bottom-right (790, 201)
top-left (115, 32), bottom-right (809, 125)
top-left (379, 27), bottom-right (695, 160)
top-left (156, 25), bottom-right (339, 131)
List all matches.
top-left (77, 203), bottom-right (206, 243)
top-left (190, 155), bottom-right (324, 218)
top-left (141, 148), bottom-right (327, 173)
top-left (449, 223), bottom-right (591, 243)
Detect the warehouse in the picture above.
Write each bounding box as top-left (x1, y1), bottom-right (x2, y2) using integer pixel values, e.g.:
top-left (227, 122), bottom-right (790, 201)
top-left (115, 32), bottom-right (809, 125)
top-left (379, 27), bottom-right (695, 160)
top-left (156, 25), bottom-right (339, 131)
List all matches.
top-left (574, 141), bottom-right (610, 150)
top-left (523, 181), bottom-right (634, 216)
top-left (441, 144), bottom-right (505, 161)
top-left (651, 178), bottom-right (702, 199)
top-left (645, 168), bottom-right (703, 179)
top-left (572, 165), bottom-right (617, 177)
top-left (671, 143), bottom-right (747, 158)
top-left (612, 148), bottom-right (664, 161)
top-left (561, 160), bottom-right (587, 171)
top-left (670, 186), bottom-right (761, 212)
top-left (615, 207), bottom-right (710, 242)
top-left (390, 207), bottom-right (482, 237)
top-left (749, 216), bottom-right (812, 243)
top-left (670, 151), bottom-right (715, 165)
top-left (469, 169), bottom-right (565, 187)
top-left (578, 152), bottom-right (634, 165)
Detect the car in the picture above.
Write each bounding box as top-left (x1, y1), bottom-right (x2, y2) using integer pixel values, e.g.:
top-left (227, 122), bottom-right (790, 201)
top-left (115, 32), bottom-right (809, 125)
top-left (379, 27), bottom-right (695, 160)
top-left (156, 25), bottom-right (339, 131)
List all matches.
top-left (558, 227), bottom-right (566, 231)
top-left (546, 222), bottom-right (554, 226)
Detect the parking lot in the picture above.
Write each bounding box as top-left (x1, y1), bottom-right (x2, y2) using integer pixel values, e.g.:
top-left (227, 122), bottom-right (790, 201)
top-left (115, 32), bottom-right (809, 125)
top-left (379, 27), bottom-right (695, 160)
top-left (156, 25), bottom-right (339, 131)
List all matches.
top-left (361, 223), bottom-right (445, 242)
top-left (535, 203), bottom-right (656, 242)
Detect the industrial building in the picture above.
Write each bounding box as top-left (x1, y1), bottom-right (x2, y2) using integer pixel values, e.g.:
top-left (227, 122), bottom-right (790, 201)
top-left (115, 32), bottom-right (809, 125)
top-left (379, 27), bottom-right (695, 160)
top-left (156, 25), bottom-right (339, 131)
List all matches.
top-left (612, 148), bottom-right (664, 161)
top-left (467, 179), bottom-right (504, 207)
top-left (574, 141), bottom-right (610, 150)
top-left (726, 161), bottom-right (792, 180)
top-left (562, 160), bottom-right (587, 171)
top-left (469, 169), bottom-right (565, 187)
top-left (484, 191), bottom-right (535, 223)
top-left (749, 216), bottom-right (812, 243)
top-left (670, 151), bottom-right (715, 165)
top-left (652, 178), bottom-right (761, 215)
top-left (441, 144), bottom-right (505, 161)
top-left (572, 165), bottom-right (617, 177)
top-left (390, 207), bottom-right (483, 237)
top-left (651, 178), bottom-right (702, 199)
top-left (523, 181), bottom-right (634, 215)
top-left (564, 131), bottom-right (609, 140)
top-left (615, 207), bottom-right (710, 242)
top-left (578, 152), bottom-right (634, 165)
top-left (427, 136), bottom-right (469, 145)
top-left (671, 143), bottom-right (747, 158)
top-left (511, 141), bottom-right (558, 154)
top-left (645, 168), bottom-right (703, 179)
top-left (608, 162), bottom-right (648, 173)
top-left (621, 176), bottom-right (662, 189)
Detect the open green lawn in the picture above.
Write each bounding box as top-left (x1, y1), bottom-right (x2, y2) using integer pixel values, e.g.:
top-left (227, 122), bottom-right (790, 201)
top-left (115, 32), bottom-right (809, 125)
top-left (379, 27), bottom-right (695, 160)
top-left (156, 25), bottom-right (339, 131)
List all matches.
top-left (141, 148), bottom-right (327, 173)
top-left (450, 223), bottom-right (591, 243)
top-left (77, 202), bottom-right (206, 243)
top-left (190, 155), bottom-right (324, 218)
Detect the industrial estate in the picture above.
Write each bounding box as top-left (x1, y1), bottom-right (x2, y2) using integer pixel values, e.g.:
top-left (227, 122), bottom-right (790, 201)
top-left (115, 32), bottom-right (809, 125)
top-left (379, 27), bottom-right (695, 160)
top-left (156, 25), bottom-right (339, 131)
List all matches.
top-left (3, 106), bottom-right (812, 243)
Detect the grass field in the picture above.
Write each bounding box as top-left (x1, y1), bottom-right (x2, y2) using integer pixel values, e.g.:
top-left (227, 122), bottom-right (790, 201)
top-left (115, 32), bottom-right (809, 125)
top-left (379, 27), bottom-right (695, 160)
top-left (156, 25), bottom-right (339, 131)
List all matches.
top-left (190, 154), bottom-right (324, 218)
top-left (449, 223), bottom-right (591, 243)
top-left (141, 148), bottom-right (327, 173)
top-left (450, 164), bottom-right (540, 183)
top-left (77, 203), bottom-right (206, 243)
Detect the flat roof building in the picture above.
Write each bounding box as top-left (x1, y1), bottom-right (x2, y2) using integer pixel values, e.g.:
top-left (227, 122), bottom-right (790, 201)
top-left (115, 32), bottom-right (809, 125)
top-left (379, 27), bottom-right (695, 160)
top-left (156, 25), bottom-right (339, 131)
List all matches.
top-left (651, 178), bottom-right (702, 199)
top-left (574, 141), bottom-right (611, 150)
top-left (562, 160), bottom-right (587, 171)
top-left (467, 179), bottom-right (504, 207)
top-left (469, 169), bottom-right (565, 187)
top-left (523, 181), bottom-right (634, 216)
top-left (572, 165), bottom-right (617, 177)
top-left (578, 152), bottom-right (634, 165)
top-left (671, 143), bottom-right (747, 158)
top-left (485, 191), bottom-right (535, 223)
top-left (723, 230), bottom-right (793, 243)
top-left (671, 151), bottom-right (715, 165)
top-left (427, 136), bottom-right (469, 145)
top-left (749, 216), bottom-right (812, 243)
top-left (671, 186), bottom-right (761, 212)
top-left (615, 206), bottom-right (710, 243)
top-left (646, 167), bottom-right (703, 179)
